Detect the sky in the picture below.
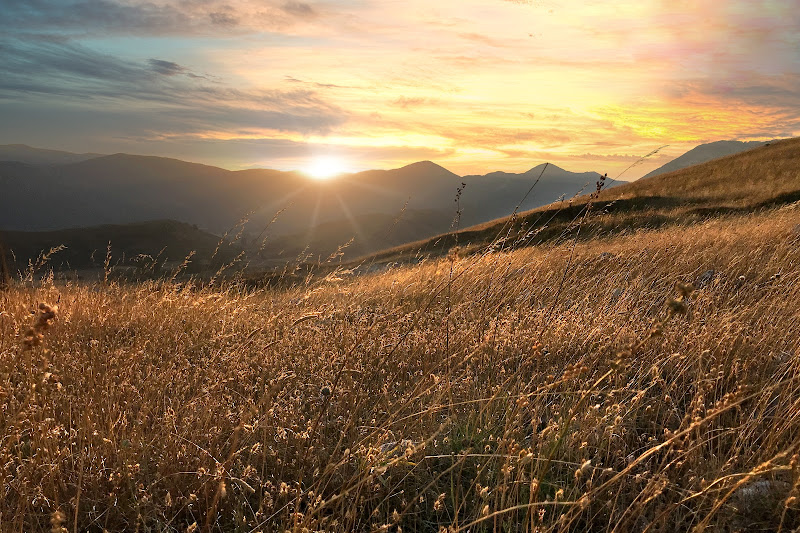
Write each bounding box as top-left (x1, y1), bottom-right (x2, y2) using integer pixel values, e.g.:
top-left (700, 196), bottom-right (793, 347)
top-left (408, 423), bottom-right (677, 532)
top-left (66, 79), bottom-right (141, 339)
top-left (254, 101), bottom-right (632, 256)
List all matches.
top-left (0, 0), bottom-right (797, 178)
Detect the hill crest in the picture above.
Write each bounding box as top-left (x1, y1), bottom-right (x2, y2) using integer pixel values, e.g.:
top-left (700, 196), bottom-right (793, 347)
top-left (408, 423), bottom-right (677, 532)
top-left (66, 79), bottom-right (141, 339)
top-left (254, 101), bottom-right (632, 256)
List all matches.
top-left (355, 137), bottom-right (800, 266)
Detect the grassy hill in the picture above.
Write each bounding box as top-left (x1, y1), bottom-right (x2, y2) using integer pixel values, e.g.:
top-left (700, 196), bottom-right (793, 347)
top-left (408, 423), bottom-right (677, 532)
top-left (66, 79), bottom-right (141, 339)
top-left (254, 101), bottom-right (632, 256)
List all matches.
top-left (641, 139), bottom-right (771, 179)
top-left (2, 201), bottom-right (799, 531)
top-left (361, 137), bottom-right (800, 266)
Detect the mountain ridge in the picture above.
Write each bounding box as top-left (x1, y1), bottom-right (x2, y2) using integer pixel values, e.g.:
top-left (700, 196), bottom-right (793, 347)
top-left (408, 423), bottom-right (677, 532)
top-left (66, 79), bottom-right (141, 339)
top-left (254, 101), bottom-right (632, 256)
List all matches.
top-left (0, 147), bottom-right (609, 265)
top-left (0, 144), bottom-right (103, 165)
top-left (0, 147), bottom-right (606, 250)
top-left (642, 140), bottom-right (775, 179)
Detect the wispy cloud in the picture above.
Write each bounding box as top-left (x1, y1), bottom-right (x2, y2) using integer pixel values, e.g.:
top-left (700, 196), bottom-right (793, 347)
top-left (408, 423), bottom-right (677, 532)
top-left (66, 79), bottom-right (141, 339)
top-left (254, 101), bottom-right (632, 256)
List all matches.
top-left (0, 0), bottom-right (194, 36)
top-left (148, 58), bottom-right (188, 76)
top-left (281, 1), bottom-right (317, 18)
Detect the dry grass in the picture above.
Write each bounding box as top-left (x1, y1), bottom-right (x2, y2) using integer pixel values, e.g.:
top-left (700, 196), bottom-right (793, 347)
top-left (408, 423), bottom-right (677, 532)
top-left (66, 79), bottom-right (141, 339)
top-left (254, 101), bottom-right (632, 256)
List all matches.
top-left (1, 203), bottom-right (800, 532)
top-left (607, 138), bottom-right (800, 206)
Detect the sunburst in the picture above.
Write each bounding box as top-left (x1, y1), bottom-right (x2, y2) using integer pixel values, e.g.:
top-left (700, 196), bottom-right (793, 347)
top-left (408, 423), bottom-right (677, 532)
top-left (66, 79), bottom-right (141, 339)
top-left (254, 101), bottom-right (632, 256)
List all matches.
top-left (304, 156), bottom-right (347, 181)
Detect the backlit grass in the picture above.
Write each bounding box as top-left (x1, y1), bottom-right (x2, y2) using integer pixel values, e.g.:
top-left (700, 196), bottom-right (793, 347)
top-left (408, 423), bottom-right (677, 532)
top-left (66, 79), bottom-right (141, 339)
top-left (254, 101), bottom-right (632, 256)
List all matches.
top-left (1, 205), bottom-right (799, 531)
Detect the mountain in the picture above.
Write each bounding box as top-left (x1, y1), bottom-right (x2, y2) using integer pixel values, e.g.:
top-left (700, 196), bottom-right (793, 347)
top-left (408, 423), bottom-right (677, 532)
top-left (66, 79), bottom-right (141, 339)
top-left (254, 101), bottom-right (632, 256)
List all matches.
top-left (0, 154), bottom-right (304, 233)
top-left (0, 144), bottom-right (103, 165)
top-left (642, 140), bottom-right (774, 179)
top-left (0, 145), bottom-right (620, 261)
top-left (253, 163), bottom-right (607, 259)
top-left (460, 163), bottom-right (610, 224)
top-left (0, 149), bottom-right (608, 259)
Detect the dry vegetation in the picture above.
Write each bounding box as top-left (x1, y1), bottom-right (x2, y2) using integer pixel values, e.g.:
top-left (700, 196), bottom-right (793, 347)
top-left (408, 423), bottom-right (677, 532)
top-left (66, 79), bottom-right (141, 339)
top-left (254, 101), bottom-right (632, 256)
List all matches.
top-left (1, 196), bottom-right (799, 531)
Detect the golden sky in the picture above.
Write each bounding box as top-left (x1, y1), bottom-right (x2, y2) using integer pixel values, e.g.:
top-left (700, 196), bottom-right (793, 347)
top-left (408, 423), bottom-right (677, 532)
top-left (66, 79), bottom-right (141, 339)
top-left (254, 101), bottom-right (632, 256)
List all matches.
top-left (0, 0), bottom-right (797, 177)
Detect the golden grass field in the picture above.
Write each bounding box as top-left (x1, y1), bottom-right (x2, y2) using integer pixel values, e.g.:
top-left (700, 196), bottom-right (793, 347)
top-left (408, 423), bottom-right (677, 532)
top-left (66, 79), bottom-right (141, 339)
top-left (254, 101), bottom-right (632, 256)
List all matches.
top-left (2, 195), bottom-right (799, 531)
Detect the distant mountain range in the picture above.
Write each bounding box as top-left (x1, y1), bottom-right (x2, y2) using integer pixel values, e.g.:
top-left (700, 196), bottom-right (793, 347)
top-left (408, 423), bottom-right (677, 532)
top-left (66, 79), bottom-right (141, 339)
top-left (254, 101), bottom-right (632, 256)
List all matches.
top-left (0, 145), bottom-right (609, 262)
top-left (0, 144), bottom-right (102, 165)
top-left (363, 137), bottom-right (800, 266)
top-left (642, 140), bottom-right (774, 179)
top-left (1, 139), bottom-right (779, 268)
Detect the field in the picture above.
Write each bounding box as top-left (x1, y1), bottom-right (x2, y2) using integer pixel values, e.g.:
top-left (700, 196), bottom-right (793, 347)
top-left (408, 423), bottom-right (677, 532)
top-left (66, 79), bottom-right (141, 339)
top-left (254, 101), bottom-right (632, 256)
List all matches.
top-left (2, 197), bottom-right (799, 531)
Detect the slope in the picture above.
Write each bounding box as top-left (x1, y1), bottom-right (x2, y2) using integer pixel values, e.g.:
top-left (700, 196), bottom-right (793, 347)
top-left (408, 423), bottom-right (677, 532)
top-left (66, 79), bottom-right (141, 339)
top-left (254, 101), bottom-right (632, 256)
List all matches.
top-left (359, 137), bottom-right (800, 266)
top-left (642, 139), bottom-right (773, 179)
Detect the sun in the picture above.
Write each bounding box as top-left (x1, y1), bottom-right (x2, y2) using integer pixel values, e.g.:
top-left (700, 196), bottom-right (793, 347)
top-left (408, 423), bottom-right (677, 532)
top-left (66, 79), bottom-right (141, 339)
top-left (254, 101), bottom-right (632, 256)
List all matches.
top-left (304, 156), bottom-right (347, 181)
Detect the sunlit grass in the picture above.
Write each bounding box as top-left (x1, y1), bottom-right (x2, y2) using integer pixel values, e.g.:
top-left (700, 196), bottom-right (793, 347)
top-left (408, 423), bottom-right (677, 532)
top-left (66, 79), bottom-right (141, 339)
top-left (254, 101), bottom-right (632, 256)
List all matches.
top-left (1, 202), bottom-right (799, 531)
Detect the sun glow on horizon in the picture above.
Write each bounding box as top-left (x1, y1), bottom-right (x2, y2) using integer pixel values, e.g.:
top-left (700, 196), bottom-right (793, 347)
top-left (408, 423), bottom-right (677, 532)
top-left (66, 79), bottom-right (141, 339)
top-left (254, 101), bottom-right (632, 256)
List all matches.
top-left (304, 156), bottom-right (349, 181)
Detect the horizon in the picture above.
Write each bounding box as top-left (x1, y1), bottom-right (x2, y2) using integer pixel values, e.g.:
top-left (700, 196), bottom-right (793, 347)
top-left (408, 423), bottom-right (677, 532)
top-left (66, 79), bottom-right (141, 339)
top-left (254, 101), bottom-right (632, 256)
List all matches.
top-left (0, 1), bottom-right (796, 180)
top-left (2, 142), bottom-right (623, 179)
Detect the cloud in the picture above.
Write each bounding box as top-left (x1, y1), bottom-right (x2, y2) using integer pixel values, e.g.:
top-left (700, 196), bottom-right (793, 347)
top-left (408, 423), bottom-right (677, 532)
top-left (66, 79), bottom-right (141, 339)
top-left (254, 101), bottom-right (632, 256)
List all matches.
top-left (209, 11), bottom-right (239, 27)
top-left (0, 0), bottom-right (349, 37)
top-left (0, 36), bottom-right (145, 89)
top-left (391, 96), bottom-right (441, 109)
top-left (457, 32), bottom-right (506, 47)
top-left (0, 0), bottom-right (193, 36)
top-left (284, 76), bottom-right (352, 89)
top-left (281, 1), bottom-right (316, 17)
top-left (148, 59), bottom-right (187, 76)
top-left (0, 36), bottom-right (349, 136)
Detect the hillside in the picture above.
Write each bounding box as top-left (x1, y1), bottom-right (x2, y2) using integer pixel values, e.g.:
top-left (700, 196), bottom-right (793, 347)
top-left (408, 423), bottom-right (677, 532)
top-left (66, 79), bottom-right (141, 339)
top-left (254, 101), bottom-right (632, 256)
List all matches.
top-left (3, 201), bottom-right (798, 531)
top-left (1, 220), bottom-right (240, 276)
top-left (642, 139), bottom-right (773, 179)
top-left (360, 137), bottom-right (800, 265)
top-left (2, 142), bottom-right (799, 533)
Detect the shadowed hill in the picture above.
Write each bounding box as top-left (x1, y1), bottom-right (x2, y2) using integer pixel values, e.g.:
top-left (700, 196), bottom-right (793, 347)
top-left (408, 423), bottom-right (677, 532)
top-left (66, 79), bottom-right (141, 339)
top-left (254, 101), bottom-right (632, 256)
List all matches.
top-left (358, 137), bottom-right (800, 266)
top-left (0, 144), bottom-right (103, 165)
top-left (642, 140), bottom-right (774, 179)
top-left (0, 155), bottom-right (304, 233)
top-left (1, 219), bottom-right (241, 275)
